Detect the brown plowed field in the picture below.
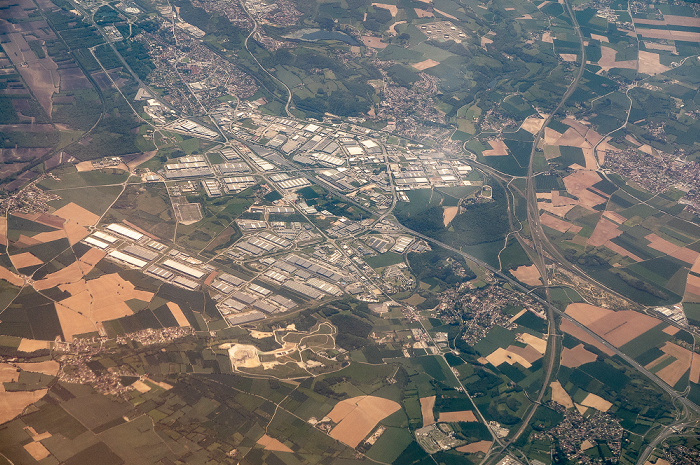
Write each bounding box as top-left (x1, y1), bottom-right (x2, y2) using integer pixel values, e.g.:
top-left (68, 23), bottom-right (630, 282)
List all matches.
top-left (587, 218), bottom-right (623, 247)
top-left (561, 343), bottom-right (598, 368)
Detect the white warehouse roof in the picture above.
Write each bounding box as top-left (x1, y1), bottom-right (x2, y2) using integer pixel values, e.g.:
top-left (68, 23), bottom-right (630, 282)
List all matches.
top-left (106, 223), bottom-right (143, 241)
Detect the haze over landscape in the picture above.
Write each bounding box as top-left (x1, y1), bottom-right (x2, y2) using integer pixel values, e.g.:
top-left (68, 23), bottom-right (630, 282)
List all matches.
top-left (0, 0), bottom-right (699, 464)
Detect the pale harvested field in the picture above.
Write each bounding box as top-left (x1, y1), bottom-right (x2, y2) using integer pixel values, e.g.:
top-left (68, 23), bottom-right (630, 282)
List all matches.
top-left (53, 202), bottom-right (99, 245)
top-left (89, 273), bottom-right (153, 312)
top-left (654, 342), bottom-right (693, 387)
top-left (0, 216), bottom-right (7, 246)
top-left (0, 266), bottom-right (24, 287)
top-left (602, 211), bottom-right (627, 225)
top-left (590, 33), bottom-right (609, 42)
top-left (557, 128), bottom-right (590, 148)
top-left (692, 256), bottom-right (700, 274)
top-left (562, 170), bottom-right (606, 210)
top-left (258, 434), bottom-right (294, 453)
top-left (685, 280), bottom-right (700, 302)
top-left (18, 339), bottom-right (51, 352)
top-left (34, 262), bottom-right (85, 290)
top-left (486, 347), bottom-right (533, 369)
top-left (638, 144), bottom-right (654, 155)
top-left (550, 380), bottom-right (574, 408)
top-left (560, 53), bottom-right (578, 62)
top-left (521, 116), bottom-right (545, 134)
top-left (506, 344), bottom-right (542, 364)
top-left (414, 8), bottom-right (433, 17)
top-left (55, 302), bottom-right (97, 340)
top-left (540, 213), bottom-right (578, 234)
top-left (604, 240), bottom-right (642, 262)
top-left (413, 59), bottom-right (440, 70)
top-left (420, 396), bottom-right (436, 426)
top-left (29, 229), bottom-right (66, 244)
top-left (544, 127), bottom-right (563, 144)
top-left (538, 201), bottom-right (576, 218)
top-left (584, 128), bottom-right (603, 146)
top-left (0, 363), bottom-right (19, 386)
top-left (11, 252), bottom-right (44, 268)
top-left (0, 390), bottom-right (47, 425)
top-left (24, 441), bottom-right (51, 461)
top-left (552, 191), bottom-right (579, 208)
top-left (598, 46), bottom-right (637, 71)
top-left (438, 410), bottom-right (477, 422)
top-left (167, 302), bottom-right (190, 327)
top-left (520, 333), bottom-right (547, 354)
top-left (636, 28), bottom-right (700, 42)
top-left (541, 31), bottom-right (554, 43)
top-left (15, 234), bottom-right (41, 247)
top-left (663, 326), bottom-right (679, 336)
top-left (691, 354), bottom-right (700, 384)
top-left (589, 312), bottom-right (662, 348)
top-left (581, 147), bottom-right (597, 169)
top-left (561, 343), bottom-right (598, 368)
top-left (587, 218), bottom-right (623, 247)
top-left (372, 3), bottom-right (398, 16)
top-left (328, 396), bottom-right (401, 448)
top-left (644, 42), bottom-right (676, 53)
top-left (686, 273), bottom-right (700, 294)
top-left (560, 319), bottom-right (614, 356)
top-left (561, 118), bottom-right (588, 136)
top-left (456, 440), bottom-right (492, 453)
top-left (80, 248), bottom-right (107, 267)
top-left (645, 232), bottom-right (683, 253)
top-left (132, 380), bottom-right (151, 393)
top-left (638, 50), bottom-right (670, 75)
top-left (443, 206), bottom-right (458, 227)
top-left (388, 20), bottom-right (406, 36)
top-left (54, 202), bottom-right (100, 226)
top-left (361, 36), bottom-right (387, 49)
top-left (53, 272), bottom-right (154, 341)
top-left (581, 393), bottom-right (612, 412)
top-left (17, 360), bottom-right (59, 376)
top-left (483, 139), bottom-right (508, 156)
top-left (481, 37), bottom-right (494, 47)
top-left (511, 265), bottom-right (542, 287)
